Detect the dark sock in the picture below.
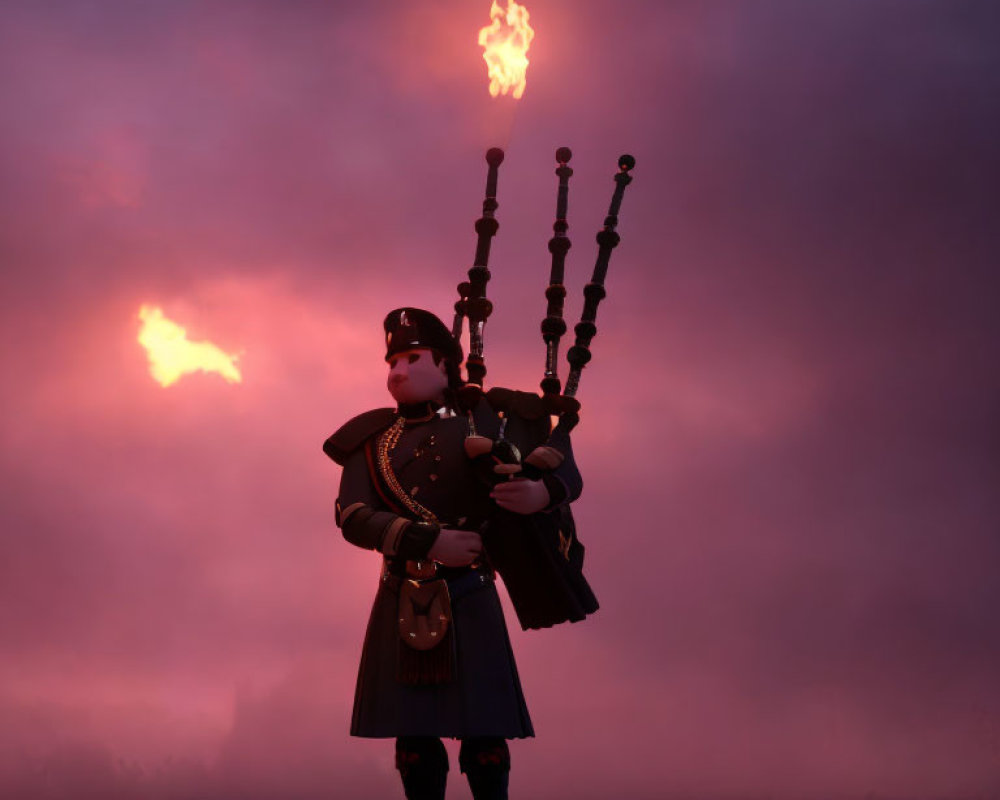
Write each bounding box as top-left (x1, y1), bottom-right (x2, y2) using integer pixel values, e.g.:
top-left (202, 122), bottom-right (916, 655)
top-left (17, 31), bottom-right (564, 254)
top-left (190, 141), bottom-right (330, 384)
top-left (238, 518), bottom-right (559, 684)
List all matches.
top-left (395, 736), bottom-right (448, 800)
top-left (459, 737), bottom-right (510, 800)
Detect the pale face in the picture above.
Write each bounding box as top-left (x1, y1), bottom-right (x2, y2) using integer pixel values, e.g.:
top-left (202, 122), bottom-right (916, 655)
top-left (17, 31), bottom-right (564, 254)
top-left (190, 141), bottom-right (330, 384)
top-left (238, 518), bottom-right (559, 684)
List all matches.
top-left (386, 348), bottom-right (449, 405)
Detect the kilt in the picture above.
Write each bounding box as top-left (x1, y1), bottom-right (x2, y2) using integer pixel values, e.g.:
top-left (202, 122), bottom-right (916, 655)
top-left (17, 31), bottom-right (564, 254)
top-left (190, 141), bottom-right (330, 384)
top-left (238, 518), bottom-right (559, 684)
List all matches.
top-left (350, 567), bottom-right (534, 739)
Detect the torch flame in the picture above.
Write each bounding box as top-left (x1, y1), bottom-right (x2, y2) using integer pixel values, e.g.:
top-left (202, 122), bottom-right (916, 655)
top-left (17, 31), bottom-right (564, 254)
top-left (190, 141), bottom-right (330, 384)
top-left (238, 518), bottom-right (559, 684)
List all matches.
top-left (137, 305), bottom-right (242, 387)
top-left (478, 0), bottom-right (534, 99)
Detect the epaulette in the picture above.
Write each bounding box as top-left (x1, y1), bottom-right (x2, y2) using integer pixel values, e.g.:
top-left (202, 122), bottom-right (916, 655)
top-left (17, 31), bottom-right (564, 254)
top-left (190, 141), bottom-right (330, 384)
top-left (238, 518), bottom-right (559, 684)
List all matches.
top-left (485, 387), bottom-right (547, 420)
top-left (322, 408), bottom-right (397, 465)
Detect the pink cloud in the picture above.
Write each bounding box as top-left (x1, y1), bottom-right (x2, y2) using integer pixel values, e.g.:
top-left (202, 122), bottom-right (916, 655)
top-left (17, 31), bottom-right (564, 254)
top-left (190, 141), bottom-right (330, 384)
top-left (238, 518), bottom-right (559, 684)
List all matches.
top-left (1, 2), bottom-right (998, 798)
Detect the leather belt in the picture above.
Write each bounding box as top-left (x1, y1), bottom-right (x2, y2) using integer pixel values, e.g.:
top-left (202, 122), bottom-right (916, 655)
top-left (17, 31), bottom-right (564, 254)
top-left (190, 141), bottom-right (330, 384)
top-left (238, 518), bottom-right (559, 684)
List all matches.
top-left (383, 558), bottom-right (493, 581)
top-left (381, 565), bottom-right (493, 604)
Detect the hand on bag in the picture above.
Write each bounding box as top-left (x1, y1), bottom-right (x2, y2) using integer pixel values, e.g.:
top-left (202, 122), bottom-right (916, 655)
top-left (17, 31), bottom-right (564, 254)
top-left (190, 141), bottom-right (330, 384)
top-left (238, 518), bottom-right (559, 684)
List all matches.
top-left (491, 478), bottom-right (550, 515)
top-left (428, 528), bottom-right (483, 567)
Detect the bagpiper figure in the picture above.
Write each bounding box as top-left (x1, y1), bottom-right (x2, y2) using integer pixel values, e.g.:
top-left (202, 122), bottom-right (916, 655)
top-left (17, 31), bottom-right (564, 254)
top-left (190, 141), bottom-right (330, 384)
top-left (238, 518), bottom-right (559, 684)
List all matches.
top-left (322, 147), bottom-right (632, 800)
top-left (323, 307), bottom-right (584, 800)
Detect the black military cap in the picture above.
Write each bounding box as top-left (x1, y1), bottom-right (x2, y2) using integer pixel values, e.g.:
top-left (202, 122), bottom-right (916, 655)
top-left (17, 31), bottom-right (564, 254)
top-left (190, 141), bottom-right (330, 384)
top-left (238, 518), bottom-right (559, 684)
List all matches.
top-left (384, 307), bottom-right (463, 365)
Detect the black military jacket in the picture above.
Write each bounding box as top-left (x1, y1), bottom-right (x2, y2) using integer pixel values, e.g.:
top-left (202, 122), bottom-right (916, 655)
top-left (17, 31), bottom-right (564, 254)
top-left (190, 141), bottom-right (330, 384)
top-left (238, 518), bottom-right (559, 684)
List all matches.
top-left (324, 388), bottom-right (597, 630)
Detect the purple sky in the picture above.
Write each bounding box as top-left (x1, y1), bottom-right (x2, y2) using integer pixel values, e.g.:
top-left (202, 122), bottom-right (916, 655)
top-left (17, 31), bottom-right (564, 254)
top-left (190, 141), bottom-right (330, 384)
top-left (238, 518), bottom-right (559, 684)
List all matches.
top-left (1, 1), bottom-right (999, 798)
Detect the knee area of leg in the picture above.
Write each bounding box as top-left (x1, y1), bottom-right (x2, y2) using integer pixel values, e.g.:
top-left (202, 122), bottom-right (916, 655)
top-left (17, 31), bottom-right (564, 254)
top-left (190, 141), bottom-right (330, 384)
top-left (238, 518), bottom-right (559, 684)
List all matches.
top-left (395, 737), bottom-right (449, 775)
top-left (459, 737), bottom-right (510, 774)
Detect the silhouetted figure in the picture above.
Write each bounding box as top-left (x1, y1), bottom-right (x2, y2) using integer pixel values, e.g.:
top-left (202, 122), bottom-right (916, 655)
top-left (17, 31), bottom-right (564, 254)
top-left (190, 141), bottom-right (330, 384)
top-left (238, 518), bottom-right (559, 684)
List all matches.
top-left (323, 308), bottom-right (584, 800)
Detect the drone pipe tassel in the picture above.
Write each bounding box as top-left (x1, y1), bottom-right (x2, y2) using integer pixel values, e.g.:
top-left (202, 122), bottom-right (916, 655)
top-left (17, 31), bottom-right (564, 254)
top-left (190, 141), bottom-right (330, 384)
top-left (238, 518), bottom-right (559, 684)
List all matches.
top-left (456, 148), bottom-right (505, 409)
top-left (561, 154), bottom-right (635, 428)
top-left (540, 147), bottom-right (573, 402)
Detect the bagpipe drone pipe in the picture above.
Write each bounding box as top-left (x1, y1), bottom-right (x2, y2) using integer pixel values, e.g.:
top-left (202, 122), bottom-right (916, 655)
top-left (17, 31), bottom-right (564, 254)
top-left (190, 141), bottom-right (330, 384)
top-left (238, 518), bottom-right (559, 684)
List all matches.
top-left (454, 148), bottom-right (635, 630)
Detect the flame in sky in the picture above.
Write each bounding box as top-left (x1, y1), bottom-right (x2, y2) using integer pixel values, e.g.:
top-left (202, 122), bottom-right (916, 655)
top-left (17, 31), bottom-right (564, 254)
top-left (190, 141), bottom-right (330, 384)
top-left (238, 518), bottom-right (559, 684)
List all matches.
top-left (137, 305), bottom-right (242, 387)
top-left (478, 0), bottom-right (534, 99)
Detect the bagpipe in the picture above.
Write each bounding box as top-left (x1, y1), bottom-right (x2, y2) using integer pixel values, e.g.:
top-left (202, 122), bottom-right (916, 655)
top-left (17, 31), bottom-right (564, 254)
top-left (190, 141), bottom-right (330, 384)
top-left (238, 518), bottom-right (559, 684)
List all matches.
top-left (452, 147), bottom-right (636, 630)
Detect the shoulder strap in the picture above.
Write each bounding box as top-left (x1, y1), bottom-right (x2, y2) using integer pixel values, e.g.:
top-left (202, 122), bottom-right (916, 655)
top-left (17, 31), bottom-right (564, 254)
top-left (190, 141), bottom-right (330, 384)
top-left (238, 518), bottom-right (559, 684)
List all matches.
top-left (322, 407), bottom-right (397, 465)
top-left (363, 434), bottom-right (408, 516)
top-left (365, 418), bottom-right (439, 523)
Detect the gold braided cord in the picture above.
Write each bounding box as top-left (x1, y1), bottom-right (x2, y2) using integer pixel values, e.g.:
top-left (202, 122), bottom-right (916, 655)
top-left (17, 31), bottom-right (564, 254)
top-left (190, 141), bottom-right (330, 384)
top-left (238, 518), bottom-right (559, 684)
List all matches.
top-left (377, 417), bottom-right (438, 523)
